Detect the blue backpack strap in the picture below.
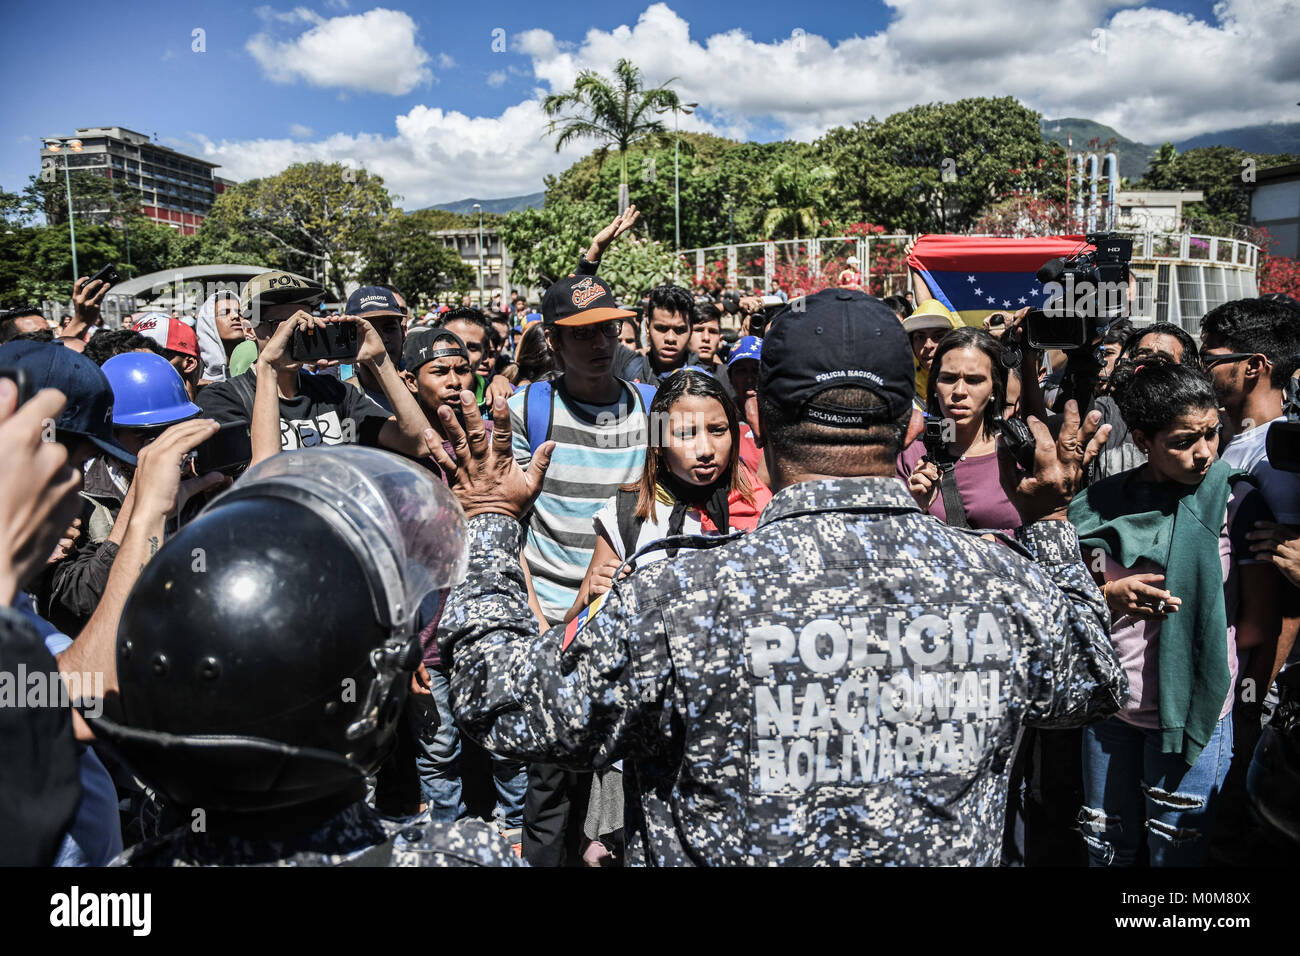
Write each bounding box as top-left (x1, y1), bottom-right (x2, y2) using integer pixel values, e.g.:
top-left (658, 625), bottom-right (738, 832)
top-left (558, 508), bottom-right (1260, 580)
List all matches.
top-left (525, 380), bottom-right (554, 457)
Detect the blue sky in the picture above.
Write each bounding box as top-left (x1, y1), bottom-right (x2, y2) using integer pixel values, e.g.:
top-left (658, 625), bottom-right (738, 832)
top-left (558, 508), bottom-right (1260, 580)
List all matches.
top-left (1, 0), bottom-right (1288, 208)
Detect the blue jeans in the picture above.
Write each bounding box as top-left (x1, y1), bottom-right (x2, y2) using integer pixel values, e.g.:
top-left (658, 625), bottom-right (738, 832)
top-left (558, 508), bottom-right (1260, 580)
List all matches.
top-left (1080, 713), bottom-right (1233, 867)
top-left (409, 666), bottom-right (527, 828)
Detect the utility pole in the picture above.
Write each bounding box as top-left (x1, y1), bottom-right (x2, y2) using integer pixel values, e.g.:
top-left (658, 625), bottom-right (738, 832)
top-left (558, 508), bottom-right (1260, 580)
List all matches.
top-left (474, 203), bottom-right (485, 307)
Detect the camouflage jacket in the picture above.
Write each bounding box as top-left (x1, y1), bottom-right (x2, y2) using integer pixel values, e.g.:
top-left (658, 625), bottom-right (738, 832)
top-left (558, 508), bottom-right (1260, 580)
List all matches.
top-left (111, 802), bottom-right (522, 867)
top-left (442, 477), bottom-right (1126, 866)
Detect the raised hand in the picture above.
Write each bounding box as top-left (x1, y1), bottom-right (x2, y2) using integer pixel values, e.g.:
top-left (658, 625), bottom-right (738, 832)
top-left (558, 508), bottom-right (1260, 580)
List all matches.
top-left (1004, 400), bottom-right (1110, 523)
top-left (434, 391), bottom-right (554, 521)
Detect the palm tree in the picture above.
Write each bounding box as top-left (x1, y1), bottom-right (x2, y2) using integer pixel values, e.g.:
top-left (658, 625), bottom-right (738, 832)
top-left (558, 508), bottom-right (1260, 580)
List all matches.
top-left (762, 160), bottom-right (835, 240)
top-left (543, 59), bottom-right (683, 212)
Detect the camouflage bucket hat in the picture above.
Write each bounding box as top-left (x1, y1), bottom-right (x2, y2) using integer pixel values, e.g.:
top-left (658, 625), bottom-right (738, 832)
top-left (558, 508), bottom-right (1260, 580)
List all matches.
top-left (242, 271), bottom-right (326, 327)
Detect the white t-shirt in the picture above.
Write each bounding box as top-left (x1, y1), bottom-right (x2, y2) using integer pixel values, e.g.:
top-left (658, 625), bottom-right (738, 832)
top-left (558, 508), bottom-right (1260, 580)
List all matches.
top-left (1221, 416), bottom-right (1300, 523)
top-left (593, 493), bottom-right (724, 566)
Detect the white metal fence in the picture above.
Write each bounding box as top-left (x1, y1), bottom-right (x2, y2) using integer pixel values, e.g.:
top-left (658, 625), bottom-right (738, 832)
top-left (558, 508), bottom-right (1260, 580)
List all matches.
top-left (679, 230), bottom-right (1262, 331)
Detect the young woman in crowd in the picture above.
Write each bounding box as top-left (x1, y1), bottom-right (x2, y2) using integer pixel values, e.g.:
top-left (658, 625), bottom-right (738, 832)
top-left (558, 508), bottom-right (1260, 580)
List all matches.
top-left (567, 368), bottom-right (771, 620)
top-left (897, 326), bottom-right (1030, 533)
top-left (1069, 357), bottom-right (1280, 867)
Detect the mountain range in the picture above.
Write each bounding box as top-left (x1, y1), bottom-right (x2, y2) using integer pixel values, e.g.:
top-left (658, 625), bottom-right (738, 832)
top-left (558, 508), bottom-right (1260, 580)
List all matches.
top-left (427, 193), bottom-right (545, 215)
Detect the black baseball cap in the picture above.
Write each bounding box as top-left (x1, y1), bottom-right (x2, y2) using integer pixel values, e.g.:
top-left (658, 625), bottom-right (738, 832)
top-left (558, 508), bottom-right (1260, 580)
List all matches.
top-left (541, 274), bottom-right (635, 327)
top-left (0, 340), bottom-right (137, 464)
top-left (346, 286), bottom-right (406, 319)
top-left (760, 289), bottom-right (914, 427)
top-left (403, 328), bottom-right (468, 374)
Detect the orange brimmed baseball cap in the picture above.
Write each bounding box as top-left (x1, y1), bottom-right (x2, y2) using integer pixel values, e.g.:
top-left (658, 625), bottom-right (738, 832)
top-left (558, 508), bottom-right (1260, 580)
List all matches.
top-left (542, 273), bottom-right (636, 327)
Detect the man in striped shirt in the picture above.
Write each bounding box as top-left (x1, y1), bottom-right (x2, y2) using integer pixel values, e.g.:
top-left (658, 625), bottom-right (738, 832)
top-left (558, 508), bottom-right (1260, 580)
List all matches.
top-left (505, 213), bottom-right (651, 865)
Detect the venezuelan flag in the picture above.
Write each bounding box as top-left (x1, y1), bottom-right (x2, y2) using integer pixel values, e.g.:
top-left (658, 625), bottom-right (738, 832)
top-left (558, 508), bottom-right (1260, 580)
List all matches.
top-left (562, 590), bottom-right (607, 652)
top-left (907, 235), bottom-right (1091, 328)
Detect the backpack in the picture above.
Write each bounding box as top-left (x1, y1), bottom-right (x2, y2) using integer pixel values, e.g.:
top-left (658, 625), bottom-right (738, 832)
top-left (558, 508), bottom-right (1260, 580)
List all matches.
top-left (614, 487), bottom-right (644, 560)
top-left (523, 378), bottom-right (657, 456)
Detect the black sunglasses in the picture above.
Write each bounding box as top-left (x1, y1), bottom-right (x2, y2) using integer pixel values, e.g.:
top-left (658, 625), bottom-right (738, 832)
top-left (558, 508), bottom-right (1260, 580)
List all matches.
top-left (567, 321), bottom-right (622, 341)
top-left (1202, 351), bottom-right (1258, 369)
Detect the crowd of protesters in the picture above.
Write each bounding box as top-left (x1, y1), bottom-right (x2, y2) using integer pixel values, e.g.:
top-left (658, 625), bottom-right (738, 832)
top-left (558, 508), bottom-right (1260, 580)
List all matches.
top-left (2, 201), bottom-right (1300, 869)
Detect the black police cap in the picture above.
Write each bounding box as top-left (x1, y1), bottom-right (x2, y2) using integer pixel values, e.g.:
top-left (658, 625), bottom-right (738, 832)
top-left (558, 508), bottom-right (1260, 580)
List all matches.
top-left (760, 288), bottom-right (915, 426)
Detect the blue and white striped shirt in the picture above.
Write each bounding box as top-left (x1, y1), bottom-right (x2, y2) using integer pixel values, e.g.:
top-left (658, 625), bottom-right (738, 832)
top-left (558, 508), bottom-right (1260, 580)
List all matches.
top-left (509, 379), bottom-right (649, 624)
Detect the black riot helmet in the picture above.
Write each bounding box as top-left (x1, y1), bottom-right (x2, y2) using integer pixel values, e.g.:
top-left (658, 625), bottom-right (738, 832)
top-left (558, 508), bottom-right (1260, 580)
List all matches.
top-left (93, 447), bottom-right (467, 813)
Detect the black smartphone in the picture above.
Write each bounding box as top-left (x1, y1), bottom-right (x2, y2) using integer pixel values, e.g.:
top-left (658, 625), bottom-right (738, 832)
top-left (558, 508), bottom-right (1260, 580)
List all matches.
top-left (85, 263), bottom-right (120, 290)
top-left (0, 366), bottom-right (35, 406)
top-left (291, 320), bottom-right (359, 362)
top-left (195, 421), bottom-right (252, 477)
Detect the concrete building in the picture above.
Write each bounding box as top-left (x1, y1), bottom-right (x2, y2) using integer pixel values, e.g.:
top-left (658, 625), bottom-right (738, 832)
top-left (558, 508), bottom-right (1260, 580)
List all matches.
top-left (1114, 190), bottom-right (1204, 233)
top-left (434, 227), bottom-right (514, 308)
top-left (1248, 163), bottom-right (1300, 259)
top-left (40, 126), bottom-right (225, 236)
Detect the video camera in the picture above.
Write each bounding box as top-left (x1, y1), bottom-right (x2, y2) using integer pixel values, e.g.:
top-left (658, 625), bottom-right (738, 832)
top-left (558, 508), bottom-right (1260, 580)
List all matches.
top-left (1266, 366), bottom-right (1300, 472)
top-left (1023, 232), bottom-right (1132, 350)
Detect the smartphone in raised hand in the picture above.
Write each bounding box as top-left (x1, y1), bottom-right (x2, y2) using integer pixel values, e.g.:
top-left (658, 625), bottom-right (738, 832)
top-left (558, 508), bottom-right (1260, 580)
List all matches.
top-left (290, 320), bottom-right (359, 363)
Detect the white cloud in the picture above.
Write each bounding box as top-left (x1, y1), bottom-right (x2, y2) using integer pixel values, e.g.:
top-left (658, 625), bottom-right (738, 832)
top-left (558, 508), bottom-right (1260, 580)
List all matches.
top-left (437, 52), bottom-right (456, 70)
top-left (518, 0), bottom-right (1300, 145)
top-left (191, 98), bottom-right (587, 208)
top-left (213, 2), bottom-right (1300, 205)
top-left (247, 7), bottom-right (432, 95)
top-left (289, 123), bottom-right (314, 137)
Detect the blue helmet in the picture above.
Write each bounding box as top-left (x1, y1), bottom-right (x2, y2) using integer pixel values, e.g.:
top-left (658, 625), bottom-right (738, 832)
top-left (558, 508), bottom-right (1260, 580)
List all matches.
top-left (102, 352), bottom-right (201, 428)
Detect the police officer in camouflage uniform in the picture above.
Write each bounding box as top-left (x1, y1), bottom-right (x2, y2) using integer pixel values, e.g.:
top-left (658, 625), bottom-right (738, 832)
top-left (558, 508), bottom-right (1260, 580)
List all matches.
top-left (95, 447), bottom-right (520, 867)
top-left (431, 288), bottom-right (1126, 866)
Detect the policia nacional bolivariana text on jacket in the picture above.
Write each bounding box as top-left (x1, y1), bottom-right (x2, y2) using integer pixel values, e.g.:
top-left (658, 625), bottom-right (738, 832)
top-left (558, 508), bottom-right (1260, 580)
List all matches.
top-left (435, 288), bottom-right (1127, 867)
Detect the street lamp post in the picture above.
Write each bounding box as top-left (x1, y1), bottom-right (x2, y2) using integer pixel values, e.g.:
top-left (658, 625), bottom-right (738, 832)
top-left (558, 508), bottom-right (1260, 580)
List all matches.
top-left (44, 138), bottom-right (83, 283)
top-left (655, 101), bottom-right (698, 255)
top-left (473, 203), bottom-right (484, 307)
top-left (671, 102), bottom-right (696, 253)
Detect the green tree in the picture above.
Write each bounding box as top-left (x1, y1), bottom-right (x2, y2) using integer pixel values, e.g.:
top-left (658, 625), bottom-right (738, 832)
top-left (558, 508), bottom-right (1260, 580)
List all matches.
top-left (543, 59), bottom-right (683, 207)
top-left (816, 97), bottom-right (1063, 234)
top-left (24, 169), bottom-right (141, 225)
top-left (760, 151), bottom-right (835, 239)
top-left (499, 199), bottom-right (606, 289)
top-left (1137, 144), bottom-right (1298, 232)
top-left (499, 198), bottom-right (682, 302)
top-left (543, 132), bottom-right (803, 248)
top-left (202, 162), bottom-right (393, 297)
top-left (358, 209), bottom-right (475, 308)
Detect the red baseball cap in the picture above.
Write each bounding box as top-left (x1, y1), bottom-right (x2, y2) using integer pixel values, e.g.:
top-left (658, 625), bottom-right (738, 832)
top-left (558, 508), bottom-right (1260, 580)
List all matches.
top-left (132, 312), bottom-right (200, 359)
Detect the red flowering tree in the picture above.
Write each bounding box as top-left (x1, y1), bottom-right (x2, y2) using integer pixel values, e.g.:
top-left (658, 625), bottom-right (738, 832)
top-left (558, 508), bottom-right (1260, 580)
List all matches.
top-left (1259, 252), bottom-right (1300, 299)
top-left (970, 195), bottom-right (1071, 237)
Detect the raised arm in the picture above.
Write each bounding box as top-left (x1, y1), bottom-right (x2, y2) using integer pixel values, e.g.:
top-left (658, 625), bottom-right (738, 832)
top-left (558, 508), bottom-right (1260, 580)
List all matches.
top-left (581, 205), bottom-right (640, 270)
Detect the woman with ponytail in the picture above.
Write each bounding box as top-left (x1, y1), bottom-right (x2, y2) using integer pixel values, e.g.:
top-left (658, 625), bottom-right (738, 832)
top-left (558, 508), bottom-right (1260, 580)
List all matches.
top-left (1069, 356), bottom-right (1281, 866)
